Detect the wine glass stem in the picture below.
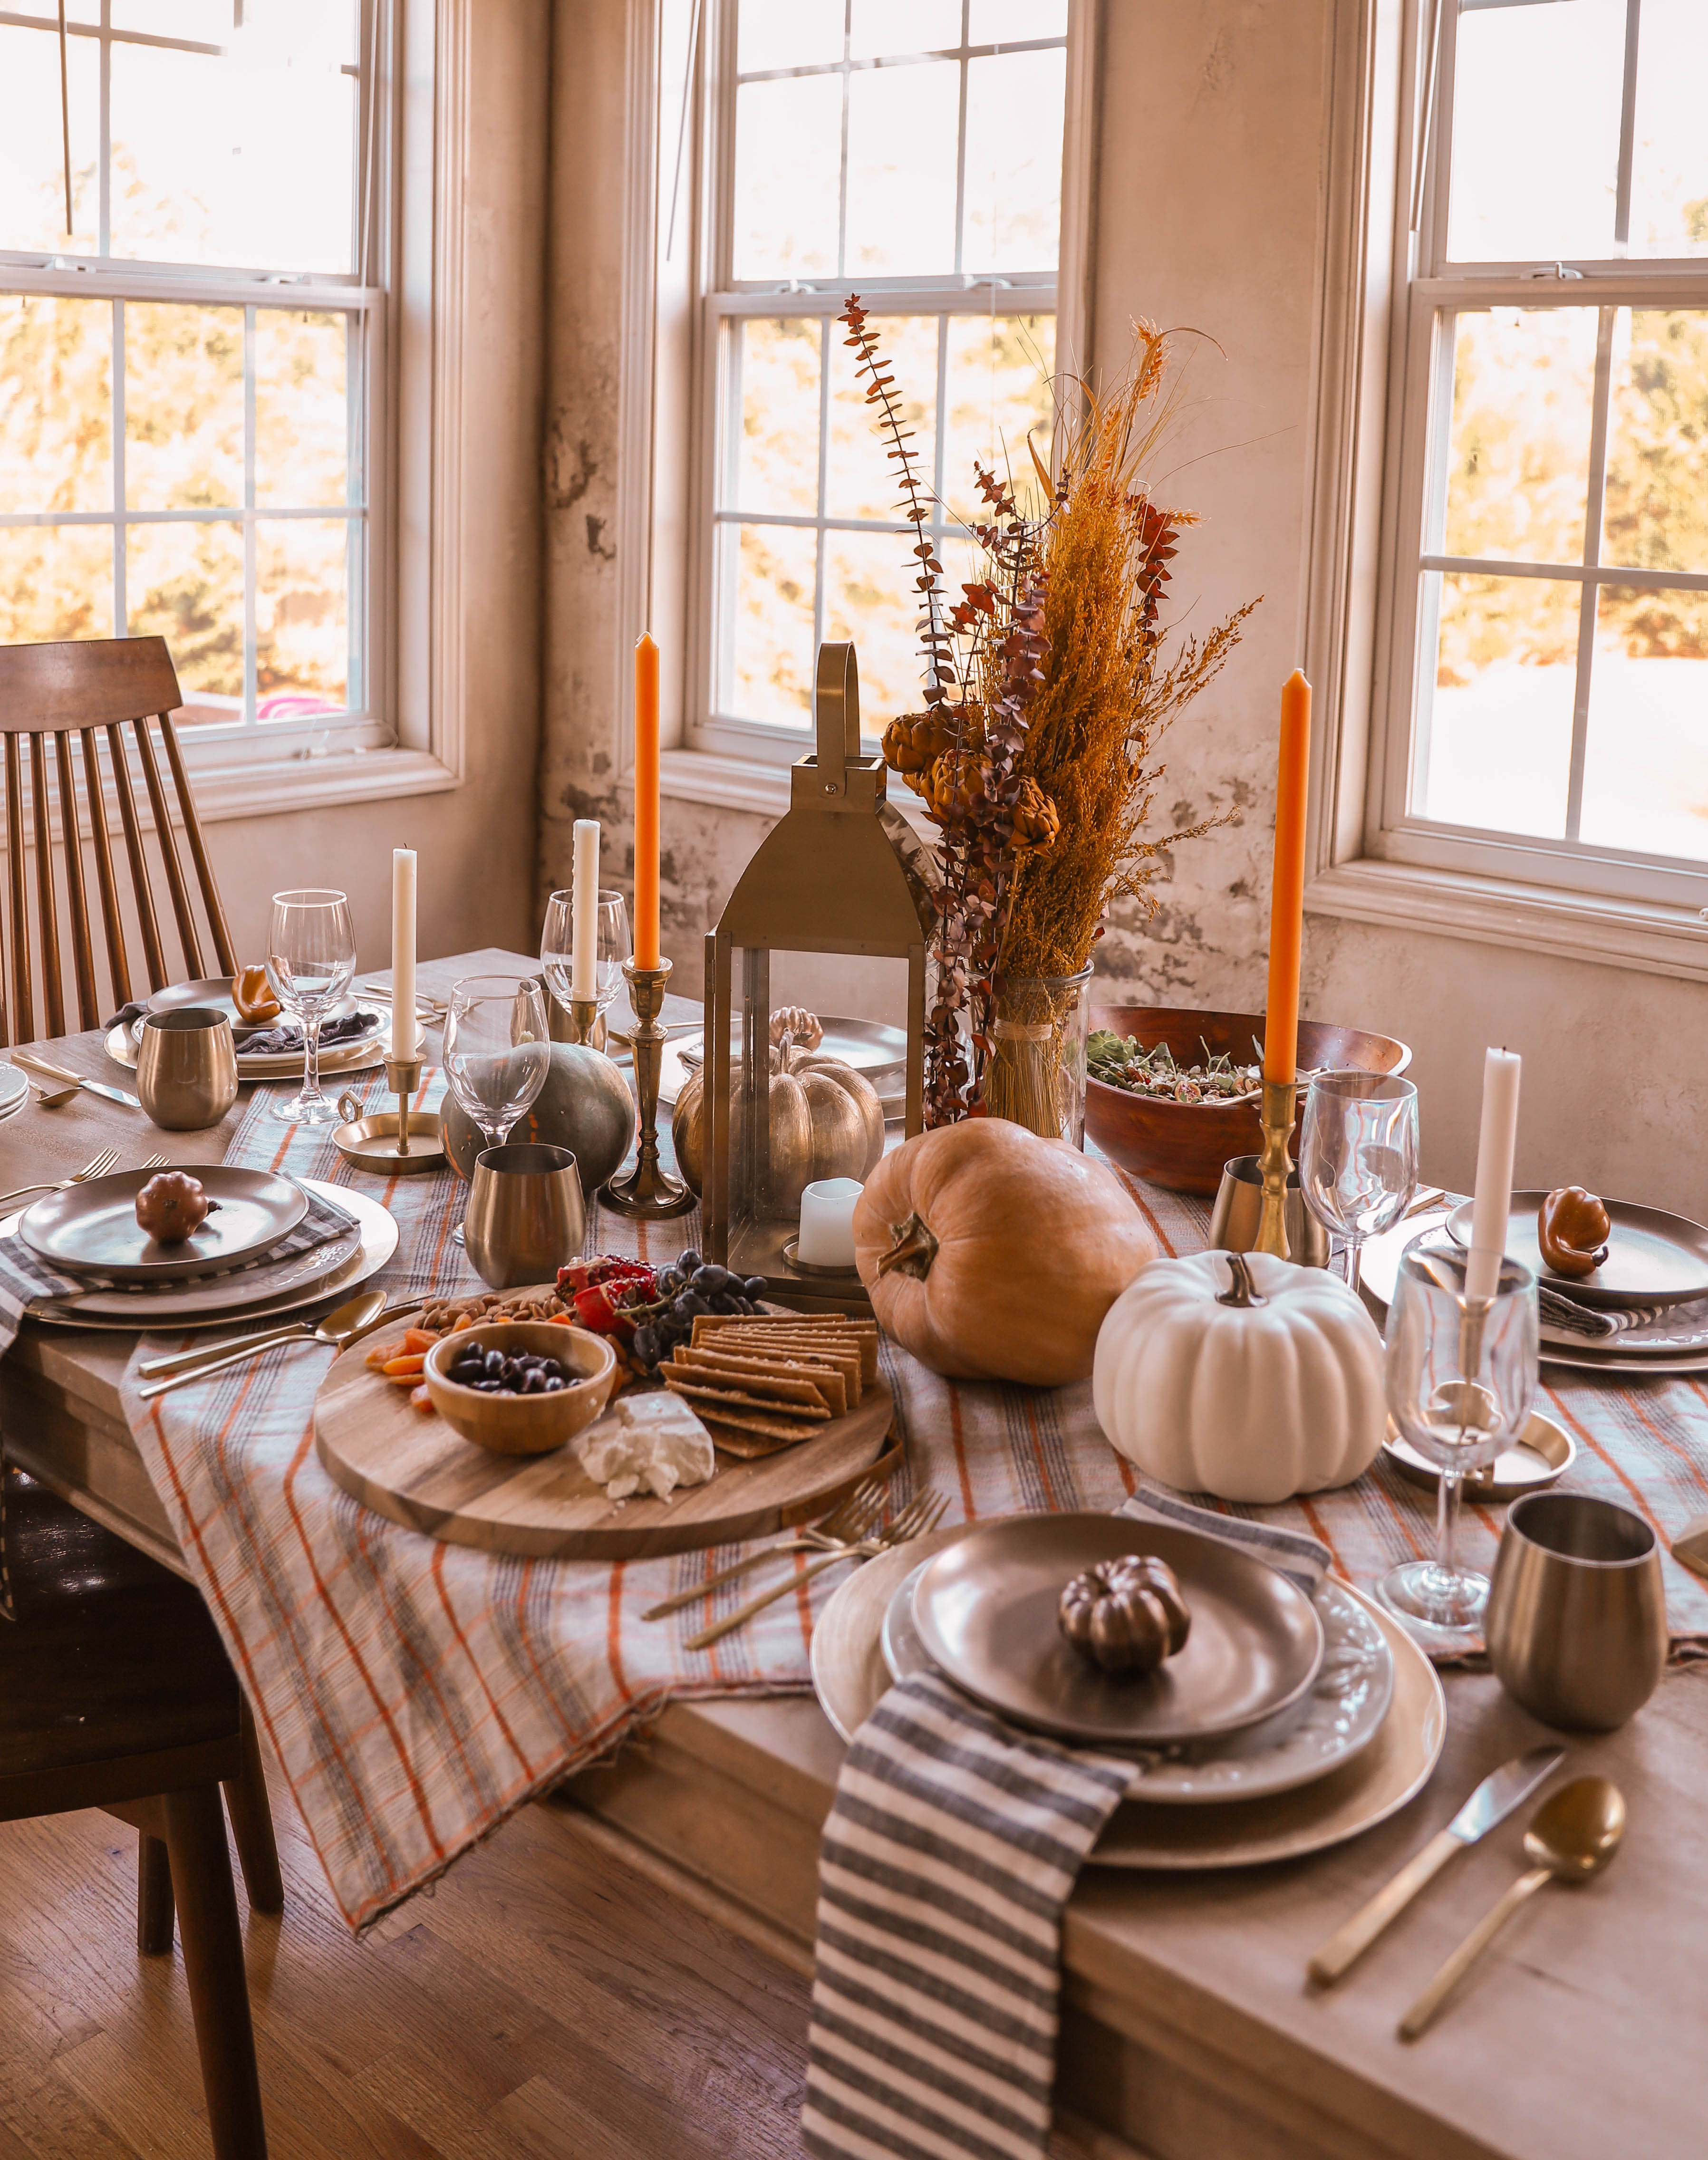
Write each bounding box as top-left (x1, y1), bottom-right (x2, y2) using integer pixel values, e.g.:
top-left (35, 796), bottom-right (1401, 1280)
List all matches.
top-left (1345, 1236), bottom-right (1364, 1298)
top-left (1436, 1466), bottom-right (1463, 1583)
top-left (304, 1012), bottom-right (322, 1103)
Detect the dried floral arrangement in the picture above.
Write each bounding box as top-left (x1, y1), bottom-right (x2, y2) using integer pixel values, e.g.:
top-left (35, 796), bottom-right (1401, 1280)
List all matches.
top-left (840, 297), bottom-right (1259, 1127)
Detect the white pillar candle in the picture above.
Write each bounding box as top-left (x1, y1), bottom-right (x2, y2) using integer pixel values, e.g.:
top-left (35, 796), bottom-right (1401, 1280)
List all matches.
top-left (571, 818), bottom-right (599, 1002)
top-left (797, 1177), bottom-right (863, 1270)
top-left (1465, 1046), bottom-right (1522, 1301)
top-left (391, 846), bottom-right (418, 1058)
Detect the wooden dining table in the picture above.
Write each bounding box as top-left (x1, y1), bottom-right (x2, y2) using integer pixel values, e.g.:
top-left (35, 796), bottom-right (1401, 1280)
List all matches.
top-left (1, 948), bottom-right (1705, 2160)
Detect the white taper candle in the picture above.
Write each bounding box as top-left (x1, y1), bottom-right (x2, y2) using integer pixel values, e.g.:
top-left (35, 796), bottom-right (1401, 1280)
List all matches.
top-left (391, 846), bottom-right (418, 1058)
top-left (571, 819), bottom-right (599, 1002)
top-left (1465, 1046), bottom-right (1521, 1301)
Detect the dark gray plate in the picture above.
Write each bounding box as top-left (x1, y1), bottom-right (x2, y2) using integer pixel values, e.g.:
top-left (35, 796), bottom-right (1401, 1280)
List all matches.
top-left (20, 1166), bottom-right (309, 1283)
top-left (909, 1514), bottom-right (1324, 1749)
top-left (1447, 1192), bottom-right (1708, 1309)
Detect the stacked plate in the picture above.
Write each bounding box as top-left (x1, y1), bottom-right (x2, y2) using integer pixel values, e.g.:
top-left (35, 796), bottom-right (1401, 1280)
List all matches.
top-left (105, 979), bottom-right (392, 1085)
top-left (0, 1063), bottom-right (28, 1128)
top-left (812, 1513), bottom-right (1447, 1870)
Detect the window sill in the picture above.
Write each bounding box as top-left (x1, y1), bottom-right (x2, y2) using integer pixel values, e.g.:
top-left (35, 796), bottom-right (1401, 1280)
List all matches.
top-left (183, 744), bottom-right (461, 824)
top-left (659, 747), bottom-right (933, 834)
top-left (1307, 858), bottom-right (1708, 985)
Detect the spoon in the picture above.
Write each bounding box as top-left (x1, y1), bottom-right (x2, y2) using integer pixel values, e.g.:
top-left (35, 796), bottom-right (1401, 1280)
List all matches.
top-left (136, 1286), bottom-right (396, 1399)
top-left (30, 1079), bottom-right (81, 1108)
top-left (1398, 1777), bottom-right (1626, 2040)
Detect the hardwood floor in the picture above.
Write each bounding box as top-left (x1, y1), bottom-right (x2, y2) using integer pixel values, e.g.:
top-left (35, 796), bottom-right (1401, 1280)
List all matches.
top-left (0, 1761), bottom-right (813, 2159)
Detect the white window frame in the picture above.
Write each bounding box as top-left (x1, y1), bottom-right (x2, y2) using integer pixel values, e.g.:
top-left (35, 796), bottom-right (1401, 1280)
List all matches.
top-left (0, 0), bottom-right (471, 822)
top-left (659, 0), bottom-right (1097, 790)
top-left (1305, 0), bottom-right (1708, 981)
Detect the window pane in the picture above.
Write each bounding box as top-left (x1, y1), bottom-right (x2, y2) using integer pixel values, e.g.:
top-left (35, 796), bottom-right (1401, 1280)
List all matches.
top-left (111, 1), bottom-right (242, 34)
top-left (1602, 310), bottom-right (1708, 574)
top-left (722, 522), bottom-right (817, 725)
top-left (942, 313), bottom-right (1054, 526)
top-left (1446, 0), bottom-right (1625, 262)
top-left (1420, 569), bottom-right (1582, 839)
top-left (0, 25), bottom-right (100, 255)
top-left (732, 75), bottom-right (842, 280)
top-left (1439, 309), bottom-right (1596, 564)
top-left (733, 318), bottom-right (821, 517)
top-left (1627, 0), bottom-right (1708, 257)
top-left (737, 0), bottom-right (843, 73)
top-left (845, 62), bottom-right (960, 276)
top-left (970, 0), bottom-right (1068, 38)
top-left (0, 297), bottom-right (112, 515)
top-left (963, 49), bottom-right (1064, 274)
top-left (1581, 585), bottom-right (1708, 860)
top-left (0, 526), bottom-right (113, 646)
top-left (125, 303), bottom-right (243, 510)
top-left (258, 519), bottom-right (350, 714)
top-left (849, 1), bottom-right (962, 59)
top-left (256, 310), bottom-right (350, 509)
top-left (824, 528), bottom-right (926, 733)
top-left (826, 313), bottom-right (939, 521)
top-left (126, 520), bottom-right (244, 699)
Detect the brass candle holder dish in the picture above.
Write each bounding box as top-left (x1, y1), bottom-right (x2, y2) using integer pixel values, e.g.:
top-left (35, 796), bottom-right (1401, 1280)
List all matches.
top-left (603, 958), bottom-right (695, 1219)
top-left (333, 1052), bottom-right (446, 1176)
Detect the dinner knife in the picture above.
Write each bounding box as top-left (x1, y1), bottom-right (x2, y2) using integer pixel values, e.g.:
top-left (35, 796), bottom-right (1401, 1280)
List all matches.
top-left (13, 1053), bottom-right (142, 1110)
top-left (1306, 1745), bottom-right (1566, 1986)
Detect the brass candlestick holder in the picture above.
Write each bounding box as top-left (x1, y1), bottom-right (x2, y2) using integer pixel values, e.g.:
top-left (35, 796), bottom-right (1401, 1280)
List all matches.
top-left (332, 1045), bottom-right (445, 1176)
top-left (1253, 1076), bottom-right (1297, 1261)
top-left (602, 957), bottom-right (695, 1218)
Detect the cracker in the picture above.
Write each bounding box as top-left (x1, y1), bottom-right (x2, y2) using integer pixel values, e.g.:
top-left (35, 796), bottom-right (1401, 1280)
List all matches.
top-left (705, 1322), bottom-right (878, 1386)
top-left (661, 1378), bottom-right (827, 1432)
top-left (698, 1419), bottom-right (801, 1460)
top-left (679, 1347), bottom-right (848, 1418)
top-left (701, 1340), bottom-right (863, 1403)
top-left (660, 1358), bottom-right (829, 1411)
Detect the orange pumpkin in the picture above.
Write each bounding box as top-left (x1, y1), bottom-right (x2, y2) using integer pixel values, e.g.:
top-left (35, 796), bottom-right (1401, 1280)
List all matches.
top-left (853, 1119), bottom-right (1157, 1385)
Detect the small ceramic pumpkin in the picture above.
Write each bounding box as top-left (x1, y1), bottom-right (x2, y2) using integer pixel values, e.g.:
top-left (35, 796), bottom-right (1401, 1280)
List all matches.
top-left (1537, 1185), bottom-right (1610, 1277)
top-left (442, 1043), bottom-right (635, 1200)
top-left (1059, 1554), bottom-right (1191, 1677)
top-left (671, 1012), bottom-right (883, 1208)
top-left (852, 1119), bottom-right (1157, 1386)
top-left (1092, 1250), bottom-right (1385, 1504)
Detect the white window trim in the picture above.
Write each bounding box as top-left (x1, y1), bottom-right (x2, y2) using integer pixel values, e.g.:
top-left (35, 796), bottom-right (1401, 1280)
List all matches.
top-left (0, 0), bottom-right (470, 825)
top-left (1303, 0), bottom-right (1708, 983)
top-left (637, 0), bottom-right (1100, 814)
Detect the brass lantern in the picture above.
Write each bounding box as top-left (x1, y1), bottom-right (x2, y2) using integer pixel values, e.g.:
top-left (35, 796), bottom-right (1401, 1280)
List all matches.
top-left (701, 643), bottom-right (932, 1304)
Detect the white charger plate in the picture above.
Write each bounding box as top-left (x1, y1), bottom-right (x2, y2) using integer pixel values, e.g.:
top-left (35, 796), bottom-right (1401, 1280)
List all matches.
top-left (106, 1017), bottom-right (391, 1084)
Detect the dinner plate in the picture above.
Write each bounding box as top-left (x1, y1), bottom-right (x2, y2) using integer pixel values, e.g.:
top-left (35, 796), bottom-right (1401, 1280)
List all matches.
top-left (909, 1514), bottom-right (1325, 1748)
top-left (19, 1165), bottom-right (309, 1283)
top-left (880, 1554), bottom-right (1393, 1804)
top-left (106, 1018), bottom-right (390, 1083)
top-left (10, 1179), bottom-right (396, 1329)
top-left (0, 1063), bottom-right (28, 1119)
top-left (1445, 1192), bottom-right (1708, 1309)
top-left (810, 1529), bottom-right (1447, 1871)
top-left (147, 976), bottom-right (362, 1041)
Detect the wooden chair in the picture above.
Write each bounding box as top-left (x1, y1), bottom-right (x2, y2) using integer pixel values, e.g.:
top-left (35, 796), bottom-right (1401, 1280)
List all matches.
top-left (0, 636), bottom-right (238, 1047)
top-left (0, 1464), bottom-right (272, 2157)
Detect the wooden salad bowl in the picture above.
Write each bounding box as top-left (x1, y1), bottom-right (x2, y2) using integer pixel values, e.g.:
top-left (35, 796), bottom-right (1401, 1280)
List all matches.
top-left (1086, 1006), bottom-right (1412, 1196)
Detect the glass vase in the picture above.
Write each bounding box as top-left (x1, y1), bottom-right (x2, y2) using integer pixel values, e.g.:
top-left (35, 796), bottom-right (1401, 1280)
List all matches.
top-left (983, 967), bottom-right (1095, 1147)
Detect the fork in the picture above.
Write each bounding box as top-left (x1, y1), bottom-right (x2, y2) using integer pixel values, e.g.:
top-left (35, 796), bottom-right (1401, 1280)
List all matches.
top-left (0, 1147), bottom-right (120, 1211)
top-left (642, 1475), bottom-right (890, 1621)
top-left (682, 1490), bottom-right (951, 1652)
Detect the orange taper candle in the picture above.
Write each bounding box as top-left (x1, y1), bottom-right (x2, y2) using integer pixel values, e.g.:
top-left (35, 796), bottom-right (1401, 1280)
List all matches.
top-left (633, 632), bottom-right (661, 969)
top-left (1262, 669), bottom-right (1312, 1087)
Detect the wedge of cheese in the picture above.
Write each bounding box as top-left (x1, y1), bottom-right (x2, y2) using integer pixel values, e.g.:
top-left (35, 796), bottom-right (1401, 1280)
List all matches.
top-left (573, 1390), bottom-right (715, 1501)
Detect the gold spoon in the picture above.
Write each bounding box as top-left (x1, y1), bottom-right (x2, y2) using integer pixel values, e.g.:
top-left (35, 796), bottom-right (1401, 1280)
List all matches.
top-left (1398, 1777), bottom-right (1626, 2040)
top-left (136, 1285), bottom-right (396, 1399)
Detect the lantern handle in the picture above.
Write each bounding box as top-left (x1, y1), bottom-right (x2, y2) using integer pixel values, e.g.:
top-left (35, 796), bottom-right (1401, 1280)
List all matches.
top-left (814, 641), bottom-right (860, 795)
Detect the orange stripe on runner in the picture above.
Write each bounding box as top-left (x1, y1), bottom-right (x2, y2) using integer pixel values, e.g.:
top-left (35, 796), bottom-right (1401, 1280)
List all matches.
top-left (1023, 1396), bottom-right (1059, 1514)
top-left (428, 1542), bottom-right (538, 1781)
top-left (1552, 1398), bottom-right (1669, 1535)
top-left (946, 1387), bottom-right (975, 1519)
top-left (607, 1562), bottom-right (636, 1707)
top-left (1116, 1173), bottom-right (1177, 1258)
top-left (1298, 1495), bottom-right (1350, 1577)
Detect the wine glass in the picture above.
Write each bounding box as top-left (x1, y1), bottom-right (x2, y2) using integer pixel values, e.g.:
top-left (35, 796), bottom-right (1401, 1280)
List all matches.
top-left (1378, 1243), bottom-right (1539, 1646)
top-left (265, 889), bottom-right (357, 1125)
top-left (540, 889), bottom-right (632, 1027)
top-left (443, 975), bottom-right (552, 1242)
top-left (1299, 1071), bottom-right (1419, 1296)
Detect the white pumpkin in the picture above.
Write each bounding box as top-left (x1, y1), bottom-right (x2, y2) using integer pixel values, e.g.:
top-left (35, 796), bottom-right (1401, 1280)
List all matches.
top-left (1092, 1250), bottom-right (1386, 1504)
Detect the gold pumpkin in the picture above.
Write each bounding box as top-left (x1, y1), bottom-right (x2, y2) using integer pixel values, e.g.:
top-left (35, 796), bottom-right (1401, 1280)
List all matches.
top-left (672, 1017), bottom-right (884, 1208)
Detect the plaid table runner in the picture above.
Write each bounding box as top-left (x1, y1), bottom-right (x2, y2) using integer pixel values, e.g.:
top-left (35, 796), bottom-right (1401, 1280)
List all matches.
top-left (77, 1080), bottom-right (1708, 1930)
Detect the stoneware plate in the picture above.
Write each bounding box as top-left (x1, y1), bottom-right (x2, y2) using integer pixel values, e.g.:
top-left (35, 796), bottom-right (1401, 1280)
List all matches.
top-left (1445, 1192), bottom-right (1708, 1309)
top-left (107, 1017), bottom-right (389, 1083)
top-left (1383, 1409), bottom-right (1576, 1503)
top-left (147, 976), bottom-right (362, 1041)
top-left (19, 1165), bottom-right (309, 1283)
top-left (0, 1063), bottom-right (29, 1119)
top-left (909, 1513), bottom-right (1325, 1749)
top-left (880, 1554), bottom-right (1394, 1805)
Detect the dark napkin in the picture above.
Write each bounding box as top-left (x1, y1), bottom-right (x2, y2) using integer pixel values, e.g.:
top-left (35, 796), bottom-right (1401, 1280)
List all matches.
top-left (239, 1008), bottom-right (383, 1057)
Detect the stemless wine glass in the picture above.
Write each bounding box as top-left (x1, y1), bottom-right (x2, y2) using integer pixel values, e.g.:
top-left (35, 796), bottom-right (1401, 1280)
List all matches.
top-left (540, 889), bottom-right (632, 1023)
top-left (443, 975), bottom-right (552, 1243)
top-left (265, 889), bottom-right (357, 1125)
top-left (1299, 1071), bottom-right (1420, 1295)
top-left (1379, 1243), bottom-right (1539, 1647)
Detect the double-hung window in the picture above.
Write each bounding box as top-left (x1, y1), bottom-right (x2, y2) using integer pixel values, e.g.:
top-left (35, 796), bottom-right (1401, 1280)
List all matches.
top-left (0, 3), bottom-right (388, 759)
top-left (692, 0), bottom-right (1073, 761)
top-left (1376, 0), bottom-right (1708, 908)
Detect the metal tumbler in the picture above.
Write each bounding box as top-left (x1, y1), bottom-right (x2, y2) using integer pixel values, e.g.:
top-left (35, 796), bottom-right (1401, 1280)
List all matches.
top-left (462, 1142), bottom-right (587, 1290)
top-left (1486, 1491), bottom-right (1668, 1731)
top-left (135, 1007), bottom-right (240, 1131)
top-left (1207, 1154), bottom-right (1332, 1268)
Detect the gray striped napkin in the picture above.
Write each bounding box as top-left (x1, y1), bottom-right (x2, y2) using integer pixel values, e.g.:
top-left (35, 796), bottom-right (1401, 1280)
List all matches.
top-left (1538, 1284), bottom-right (1679, 1340)
top-left (803, 1490), bottom-right (1335, 2156)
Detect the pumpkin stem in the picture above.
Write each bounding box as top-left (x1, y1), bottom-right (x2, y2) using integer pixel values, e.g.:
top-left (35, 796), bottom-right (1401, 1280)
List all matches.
top-left (1216, 1252), bottom-right (1267, 1308)
top-left (876, 1211), bottom-right (938, 1281)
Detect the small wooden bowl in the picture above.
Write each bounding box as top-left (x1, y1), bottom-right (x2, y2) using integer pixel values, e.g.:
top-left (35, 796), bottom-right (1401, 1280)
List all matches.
top-left (424, 1322), bottom-right (618, 1456)
top-left (1085, 1006), bottom-right (1412, 1196)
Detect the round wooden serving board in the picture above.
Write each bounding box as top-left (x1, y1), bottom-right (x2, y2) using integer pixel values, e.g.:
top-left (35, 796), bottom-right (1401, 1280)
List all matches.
top-left (313, 1306), bottom-right (897, 1561)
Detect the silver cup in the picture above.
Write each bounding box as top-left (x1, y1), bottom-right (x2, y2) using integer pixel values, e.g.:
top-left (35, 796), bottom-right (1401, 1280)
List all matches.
top-left (1207, 1154), bottom-right (1332, 1268)
top-left (1486, 1492), bottom-right (1668, 1731)
top-left (463, 1142), bottom-right (587, 1290)
top-left (135, 1007), bottom-right (239, 1131)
